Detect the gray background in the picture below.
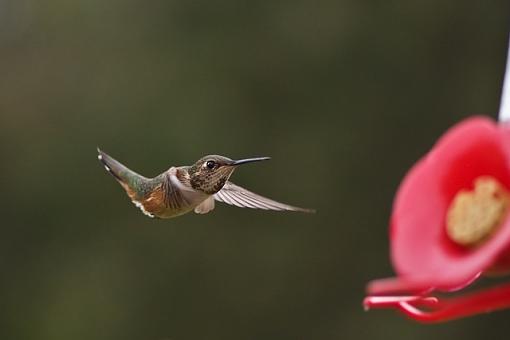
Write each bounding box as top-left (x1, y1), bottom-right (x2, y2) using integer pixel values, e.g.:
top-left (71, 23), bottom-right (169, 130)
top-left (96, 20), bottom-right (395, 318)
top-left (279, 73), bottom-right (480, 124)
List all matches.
top-left (1, 1), bottom-right (510, 339)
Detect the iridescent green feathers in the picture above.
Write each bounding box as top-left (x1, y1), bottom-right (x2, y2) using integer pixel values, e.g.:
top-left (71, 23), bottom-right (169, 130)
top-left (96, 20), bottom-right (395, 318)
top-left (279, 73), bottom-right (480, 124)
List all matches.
top-left (97, 148), bottom-right (150, 200)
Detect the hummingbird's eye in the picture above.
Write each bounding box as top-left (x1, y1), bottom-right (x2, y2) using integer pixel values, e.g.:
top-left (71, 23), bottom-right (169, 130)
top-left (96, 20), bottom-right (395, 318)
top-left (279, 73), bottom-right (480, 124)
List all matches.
top-left (205, 160), bottom-right (216, 169)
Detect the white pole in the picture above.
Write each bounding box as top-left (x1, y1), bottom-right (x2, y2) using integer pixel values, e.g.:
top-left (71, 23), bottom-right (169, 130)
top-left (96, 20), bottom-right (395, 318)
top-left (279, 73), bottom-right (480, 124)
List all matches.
top-left (499, 35), bottom-right (510, 122)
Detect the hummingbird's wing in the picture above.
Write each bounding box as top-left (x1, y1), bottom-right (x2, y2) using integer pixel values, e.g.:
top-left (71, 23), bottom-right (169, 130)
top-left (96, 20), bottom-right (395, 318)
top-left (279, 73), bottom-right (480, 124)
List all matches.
top-left (194, 196), bottom-right (216, 214)
top-left (214, 181), bottom-right (314, 213)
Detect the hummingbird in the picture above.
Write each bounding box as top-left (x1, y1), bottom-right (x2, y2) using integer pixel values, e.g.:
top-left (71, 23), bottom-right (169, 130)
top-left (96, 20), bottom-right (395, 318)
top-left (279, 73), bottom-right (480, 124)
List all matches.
top-left (97, 148), bottom-right (314, 219)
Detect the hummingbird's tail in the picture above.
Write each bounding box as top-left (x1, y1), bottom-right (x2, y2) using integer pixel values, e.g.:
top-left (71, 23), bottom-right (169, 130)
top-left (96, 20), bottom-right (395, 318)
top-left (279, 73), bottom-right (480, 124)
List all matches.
top-left (97, 148), bottom-right (147, 196)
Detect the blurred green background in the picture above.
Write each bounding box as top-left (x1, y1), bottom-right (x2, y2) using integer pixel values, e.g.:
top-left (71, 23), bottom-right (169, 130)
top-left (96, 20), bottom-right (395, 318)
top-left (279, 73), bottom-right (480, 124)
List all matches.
top-left (1, 1), bottom-right (510, 339)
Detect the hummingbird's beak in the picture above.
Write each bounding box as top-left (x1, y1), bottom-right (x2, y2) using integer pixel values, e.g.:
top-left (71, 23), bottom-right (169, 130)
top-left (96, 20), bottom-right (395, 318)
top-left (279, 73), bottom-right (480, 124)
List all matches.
top-left (231, 157), bottom-right (271, 166)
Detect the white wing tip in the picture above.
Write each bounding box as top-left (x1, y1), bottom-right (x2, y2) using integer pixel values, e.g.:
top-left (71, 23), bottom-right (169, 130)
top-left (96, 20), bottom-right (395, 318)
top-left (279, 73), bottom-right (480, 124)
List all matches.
top-left (132, 200), bottom-right (155, 218)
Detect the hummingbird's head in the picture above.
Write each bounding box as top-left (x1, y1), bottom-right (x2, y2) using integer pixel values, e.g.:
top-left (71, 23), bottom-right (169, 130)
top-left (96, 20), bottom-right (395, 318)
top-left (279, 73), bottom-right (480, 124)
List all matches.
top-left (188, 155), bottom-right (270, 194)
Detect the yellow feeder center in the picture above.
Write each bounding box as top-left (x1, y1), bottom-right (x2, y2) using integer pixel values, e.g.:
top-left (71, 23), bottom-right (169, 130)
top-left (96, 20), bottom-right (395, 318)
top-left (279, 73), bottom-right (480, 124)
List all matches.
top-left (446, 177), bottom-right (510, 247)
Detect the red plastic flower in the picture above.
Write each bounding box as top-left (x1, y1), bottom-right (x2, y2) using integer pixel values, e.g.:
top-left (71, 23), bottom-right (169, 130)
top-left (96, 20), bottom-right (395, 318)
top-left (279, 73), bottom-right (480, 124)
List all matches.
top-left (364, 116), bottom-right (510, 322)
